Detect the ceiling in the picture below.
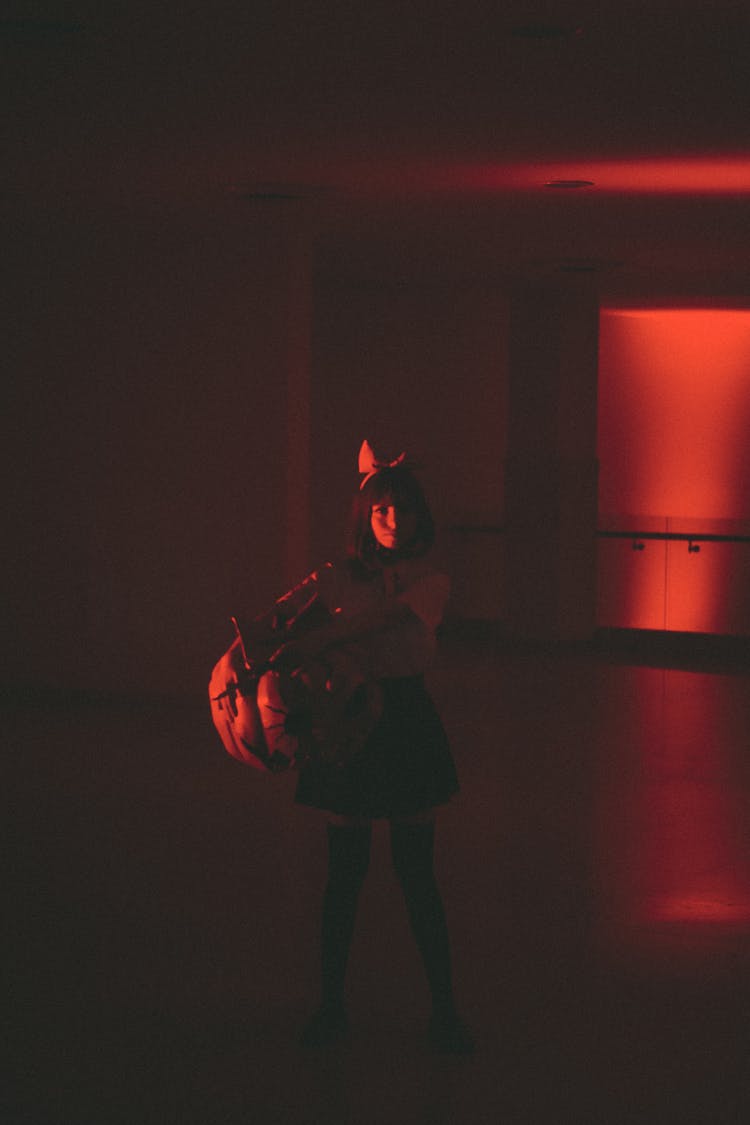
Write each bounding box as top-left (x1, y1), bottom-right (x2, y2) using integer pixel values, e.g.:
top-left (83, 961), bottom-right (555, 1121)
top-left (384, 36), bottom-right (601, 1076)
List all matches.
top-left (5, 0), bottom-right (750, 289)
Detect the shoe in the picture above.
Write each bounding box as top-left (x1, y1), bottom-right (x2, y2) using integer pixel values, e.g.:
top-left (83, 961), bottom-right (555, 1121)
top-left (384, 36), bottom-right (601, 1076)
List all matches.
top-left (299, 1005), bottom-right (349, 1048)
top-left (429, 1012), bottom-right (476, 1055)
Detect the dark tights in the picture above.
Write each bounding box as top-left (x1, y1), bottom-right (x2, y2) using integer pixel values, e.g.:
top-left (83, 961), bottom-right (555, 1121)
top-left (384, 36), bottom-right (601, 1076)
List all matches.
top-left (320, 822), bottom-right (371, 1011)
top-left (390, 820), bottom-right (455, 1018)
top-left (318, 819), bottom-right (454, 1017)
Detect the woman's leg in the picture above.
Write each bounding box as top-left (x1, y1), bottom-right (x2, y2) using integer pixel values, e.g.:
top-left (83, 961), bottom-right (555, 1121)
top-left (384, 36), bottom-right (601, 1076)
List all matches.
top-left (301, 815), bottom-right (372, 1046)
top-left (390, 811), bottom-right (474, 1053)
top-left (390, 812), bottom-right (454, 1017)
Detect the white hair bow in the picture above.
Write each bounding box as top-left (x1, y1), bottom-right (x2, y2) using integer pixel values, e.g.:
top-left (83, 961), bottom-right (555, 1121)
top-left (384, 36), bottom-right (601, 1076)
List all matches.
top-left (358, 439), bottom-right (407, 490)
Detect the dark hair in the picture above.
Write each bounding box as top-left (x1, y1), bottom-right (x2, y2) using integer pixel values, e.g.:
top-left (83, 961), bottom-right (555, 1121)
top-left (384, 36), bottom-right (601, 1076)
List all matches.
top-left (347, 463), bottom-right (435, 571)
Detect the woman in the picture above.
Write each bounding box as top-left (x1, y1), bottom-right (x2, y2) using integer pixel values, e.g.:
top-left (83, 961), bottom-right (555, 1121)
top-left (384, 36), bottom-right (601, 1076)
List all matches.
top-left (228, 441), bottom-right (472, 1053)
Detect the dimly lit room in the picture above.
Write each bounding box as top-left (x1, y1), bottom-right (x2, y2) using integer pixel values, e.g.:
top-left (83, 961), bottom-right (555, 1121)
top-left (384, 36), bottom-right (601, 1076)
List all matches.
top-left (4, 2), bottom-right (750, 1121)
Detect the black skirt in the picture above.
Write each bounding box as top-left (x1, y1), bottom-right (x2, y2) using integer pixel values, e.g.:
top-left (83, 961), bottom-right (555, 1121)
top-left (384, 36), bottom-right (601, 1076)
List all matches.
top-left (295, 675), bottom-right (459, 818)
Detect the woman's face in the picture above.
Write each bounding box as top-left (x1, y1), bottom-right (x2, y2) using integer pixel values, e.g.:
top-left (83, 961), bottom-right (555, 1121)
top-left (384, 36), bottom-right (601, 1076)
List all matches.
top-left (370, 500), bottom-right (417, 552)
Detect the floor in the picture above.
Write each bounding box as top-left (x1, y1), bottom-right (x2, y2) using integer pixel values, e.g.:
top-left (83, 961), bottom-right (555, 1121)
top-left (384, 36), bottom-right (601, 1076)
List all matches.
top-left (5, 632), bottom-right (750, 1124)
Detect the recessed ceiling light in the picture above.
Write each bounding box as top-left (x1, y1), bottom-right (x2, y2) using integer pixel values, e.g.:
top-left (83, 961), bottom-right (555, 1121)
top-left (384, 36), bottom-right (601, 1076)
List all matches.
top-left (0, 18), bottom-right (86, 37)
top-left (510, 24), bottom-right (583, 40)
top-left (228, 182), bottom-right (327, 202)
top-left (545, 179), bottom-right (596, 190)
top-left (527, 257), bottom-right (623, 275)
top-left (237, 189), bottom-right (304, 201)
top-left (560, 258), bottom-right (623, 273)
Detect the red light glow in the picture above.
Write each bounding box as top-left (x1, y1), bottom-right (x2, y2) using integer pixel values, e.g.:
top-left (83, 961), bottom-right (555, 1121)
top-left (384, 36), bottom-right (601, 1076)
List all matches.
top-left (346, 156), bottom-right (750, 196)
top-left (597, 668), bottom-right (750, 951)
top-left (598, 308), bottom-right (750, 634)
top-left (510, 157), bottom-right (750, 194)
top-left (599, 309), bottom-right (750, 519)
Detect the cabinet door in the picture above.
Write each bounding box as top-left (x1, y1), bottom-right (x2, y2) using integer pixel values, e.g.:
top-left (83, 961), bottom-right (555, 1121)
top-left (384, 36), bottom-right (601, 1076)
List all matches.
top-left (597, 536), bottom-right (667, 631)
top-left (666, 541), bottom-right (750, 636)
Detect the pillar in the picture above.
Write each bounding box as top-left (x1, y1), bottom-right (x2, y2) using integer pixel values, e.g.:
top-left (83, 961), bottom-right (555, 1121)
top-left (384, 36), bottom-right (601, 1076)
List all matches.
top-left (284, 216), bottom-right (314, 587)
top-left (504, 278), bottom-right (600, 641)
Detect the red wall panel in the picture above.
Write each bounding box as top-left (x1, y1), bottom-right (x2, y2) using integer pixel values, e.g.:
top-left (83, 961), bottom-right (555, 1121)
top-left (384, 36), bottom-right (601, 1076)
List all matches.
top-left (598, 308), bottom-right (750, 634)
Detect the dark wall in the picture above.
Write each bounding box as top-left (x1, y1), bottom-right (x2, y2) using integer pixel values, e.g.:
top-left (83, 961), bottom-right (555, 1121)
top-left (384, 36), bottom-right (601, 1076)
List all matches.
top-left (5, 201), bottom-right (510, 698)
top-left (4, 204), bottom-right (300, 696)
top-left (310, 282), bottom-right (509, 620)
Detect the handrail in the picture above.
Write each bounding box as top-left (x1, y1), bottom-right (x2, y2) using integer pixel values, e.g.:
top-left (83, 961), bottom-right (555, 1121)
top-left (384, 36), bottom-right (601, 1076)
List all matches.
top-left (450, 525), bottom-right (750, 544)
top-left (598, 530), bottom-right (750, 544)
